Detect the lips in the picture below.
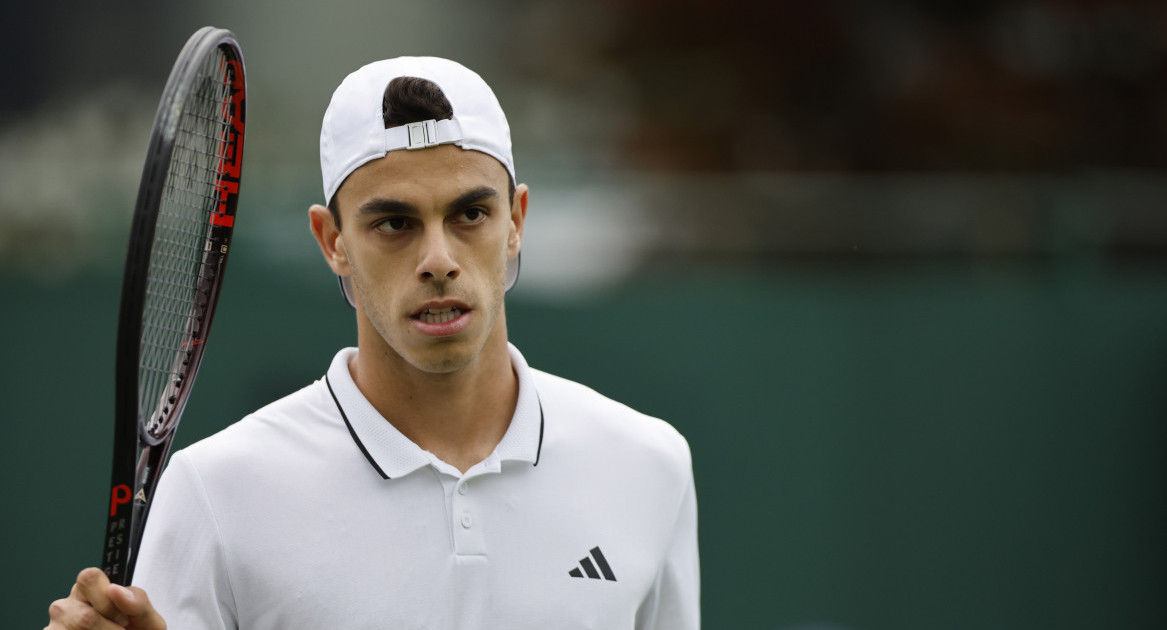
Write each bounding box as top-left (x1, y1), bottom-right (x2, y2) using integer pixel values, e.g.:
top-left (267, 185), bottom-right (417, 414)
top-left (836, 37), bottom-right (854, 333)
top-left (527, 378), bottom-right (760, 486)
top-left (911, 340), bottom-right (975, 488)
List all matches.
top-left (409, 300), bottom-right (472, 337)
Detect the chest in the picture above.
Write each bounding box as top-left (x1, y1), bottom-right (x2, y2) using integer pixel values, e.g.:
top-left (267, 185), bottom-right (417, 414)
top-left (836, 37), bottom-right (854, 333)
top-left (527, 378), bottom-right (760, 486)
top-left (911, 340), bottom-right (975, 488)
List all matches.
top-left (217, 467), bottom-right (669, 630)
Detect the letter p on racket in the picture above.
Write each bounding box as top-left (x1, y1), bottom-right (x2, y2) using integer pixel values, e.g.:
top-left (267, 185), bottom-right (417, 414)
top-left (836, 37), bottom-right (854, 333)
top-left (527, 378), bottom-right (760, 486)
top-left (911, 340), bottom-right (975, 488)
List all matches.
top-left (110, 484), bottom-right (132, 517)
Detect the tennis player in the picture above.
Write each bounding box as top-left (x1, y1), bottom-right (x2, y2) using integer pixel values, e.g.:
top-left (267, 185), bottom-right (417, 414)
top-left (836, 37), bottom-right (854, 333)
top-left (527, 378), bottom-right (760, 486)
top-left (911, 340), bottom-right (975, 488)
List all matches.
top-left (48, 56), bottom-right (699, 629)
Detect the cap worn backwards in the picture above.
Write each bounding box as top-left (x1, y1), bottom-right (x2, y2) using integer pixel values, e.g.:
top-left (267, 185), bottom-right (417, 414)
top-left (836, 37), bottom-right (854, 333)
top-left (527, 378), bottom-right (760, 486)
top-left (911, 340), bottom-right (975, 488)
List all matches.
top-left (319, 56), bottom-right (516, 204)
top-left (319, 56), bottom-right (520, 303)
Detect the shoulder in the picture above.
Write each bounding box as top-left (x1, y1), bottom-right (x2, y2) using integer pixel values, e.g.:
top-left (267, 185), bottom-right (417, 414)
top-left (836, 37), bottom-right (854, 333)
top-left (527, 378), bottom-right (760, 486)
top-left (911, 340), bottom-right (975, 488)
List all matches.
top-left (532, 368), bottom-right (692, 475)
top-left (172, 377), bottom-right (346, 479)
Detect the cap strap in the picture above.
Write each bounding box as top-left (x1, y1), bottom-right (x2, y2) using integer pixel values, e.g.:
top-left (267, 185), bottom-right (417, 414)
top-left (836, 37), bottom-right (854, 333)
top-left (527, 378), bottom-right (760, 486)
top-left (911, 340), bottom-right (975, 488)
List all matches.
top-left (384, 118), bottom-right (463, 152)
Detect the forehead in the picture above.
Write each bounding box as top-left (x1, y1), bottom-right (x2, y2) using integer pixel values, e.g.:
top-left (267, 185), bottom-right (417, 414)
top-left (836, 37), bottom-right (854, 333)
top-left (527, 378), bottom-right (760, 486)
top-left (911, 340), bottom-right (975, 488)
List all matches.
top-left (336, 145), bottom-right (510, 209)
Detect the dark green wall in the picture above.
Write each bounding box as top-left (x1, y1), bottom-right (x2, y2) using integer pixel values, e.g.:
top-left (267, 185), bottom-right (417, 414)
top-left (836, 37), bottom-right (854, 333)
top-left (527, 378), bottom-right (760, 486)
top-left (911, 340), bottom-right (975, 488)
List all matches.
top-left (5, 257), bottom-right (1164, 629)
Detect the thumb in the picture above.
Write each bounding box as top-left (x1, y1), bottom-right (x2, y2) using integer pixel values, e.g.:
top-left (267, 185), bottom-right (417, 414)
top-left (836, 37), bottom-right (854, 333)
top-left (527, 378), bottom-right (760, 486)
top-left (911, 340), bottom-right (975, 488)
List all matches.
top-left (108, 584), bottom-right (167, 630)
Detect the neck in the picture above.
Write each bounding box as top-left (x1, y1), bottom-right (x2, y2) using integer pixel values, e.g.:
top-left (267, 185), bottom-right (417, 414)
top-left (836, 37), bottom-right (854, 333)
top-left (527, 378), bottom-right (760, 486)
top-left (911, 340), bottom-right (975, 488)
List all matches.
top-left (349, 315), bottom-right (517, 473)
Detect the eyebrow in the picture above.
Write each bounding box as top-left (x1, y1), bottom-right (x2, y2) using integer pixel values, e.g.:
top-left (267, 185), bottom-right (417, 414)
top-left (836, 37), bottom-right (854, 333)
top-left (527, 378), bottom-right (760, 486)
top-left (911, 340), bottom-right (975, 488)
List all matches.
top-left (451, 186), bottom-right (499, 208)
top-left (355, 185), bottom-right (499, 217)
top-left (356, 198), bottom-right (417, 217)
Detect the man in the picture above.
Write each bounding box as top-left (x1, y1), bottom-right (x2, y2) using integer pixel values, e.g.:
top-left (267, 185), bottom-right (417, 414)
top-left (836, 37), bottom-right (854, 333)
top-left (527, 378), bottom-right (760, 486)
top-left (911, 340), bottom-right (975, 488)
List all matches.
top-left (47, 56), bottom-right (699, 629)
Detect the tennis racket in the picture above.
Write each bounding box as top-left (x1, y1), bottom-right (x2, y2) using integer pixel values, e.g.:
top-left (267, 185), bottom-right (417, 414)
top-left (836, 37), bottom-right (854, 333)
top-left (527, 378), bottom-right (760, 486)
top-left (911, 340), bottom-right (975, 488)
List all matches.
top-left (101, 26), bottom-right (246, 585)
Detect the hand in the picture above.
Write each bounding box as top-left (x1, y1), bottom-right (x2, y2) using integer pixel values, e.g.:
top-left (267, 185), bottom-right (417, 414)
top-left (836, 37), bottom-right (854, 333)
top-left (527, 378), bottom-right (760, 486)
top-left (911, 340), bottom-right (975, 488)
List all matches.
top-left (46, 568), bottom-right (166, 630)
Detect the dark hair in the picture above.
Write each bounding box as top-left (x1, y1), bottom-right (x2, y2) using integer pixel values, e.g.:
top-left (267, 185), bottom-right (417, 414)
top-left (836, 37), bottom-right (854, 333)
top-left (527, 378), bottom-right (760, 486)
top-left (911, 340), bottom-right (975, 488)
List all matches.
top-left (382, 76), bottom-right (454, 128)
top-left (328, 77), bottom-right (514, 228)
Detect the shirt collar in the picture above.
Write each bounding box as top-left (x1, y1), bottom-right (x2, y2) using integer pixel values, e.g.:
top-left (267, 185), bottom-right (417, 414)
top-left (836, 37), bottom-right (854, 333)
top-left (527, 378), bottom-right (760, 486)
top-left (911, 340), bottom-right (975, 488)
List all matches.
top-left (324, 343), bottom-right (543, 479)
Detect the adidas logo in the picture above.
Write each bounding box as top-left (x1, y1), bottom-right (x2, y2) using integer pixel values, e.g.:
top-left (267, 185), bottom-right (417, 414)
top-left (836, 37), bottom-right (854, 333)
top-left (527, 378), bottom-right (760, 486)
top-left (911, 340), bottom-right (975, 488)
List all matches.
top-left (568, 546), bottom-right (617, 582)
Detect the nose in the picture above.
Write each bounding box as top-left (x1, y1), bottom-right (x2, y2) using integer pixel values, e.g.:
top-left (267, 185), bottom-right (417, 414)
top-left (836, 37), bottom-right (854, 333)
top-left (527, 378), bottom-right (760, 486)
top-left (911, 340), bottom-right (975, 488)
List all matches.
top-left (416, 228), bottom-right (460, 284)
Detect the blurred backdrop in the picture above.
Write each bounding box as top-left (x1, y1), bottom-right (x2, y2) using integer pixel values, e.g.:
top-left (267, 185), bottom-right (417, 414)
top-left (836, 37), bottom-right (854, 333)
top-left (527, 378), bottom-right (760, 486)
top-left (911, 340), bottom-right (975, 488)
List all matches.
top-left (3, 1), bottom-right (1165, 628)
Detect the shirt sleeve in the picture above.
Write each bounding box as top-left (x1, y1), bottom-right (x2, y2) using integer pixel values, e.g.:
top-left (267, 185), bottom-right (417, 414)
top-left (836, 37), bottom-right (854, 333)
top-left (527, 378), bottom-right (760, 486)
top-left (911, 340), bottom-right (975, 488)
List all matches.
top-left (635, 464), bottom-right (701, 629)
top-left (132, 451), bottom-right (238, 630)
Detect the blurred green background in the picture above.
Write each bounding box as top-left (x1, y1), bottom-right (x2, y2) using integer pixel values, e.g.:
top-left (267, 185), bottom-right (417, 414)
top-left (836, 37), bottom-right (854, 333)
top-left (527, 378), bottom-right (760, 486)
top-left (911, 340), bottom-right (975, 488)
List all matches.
top-left (3, 1), bottom-right (1165, 629)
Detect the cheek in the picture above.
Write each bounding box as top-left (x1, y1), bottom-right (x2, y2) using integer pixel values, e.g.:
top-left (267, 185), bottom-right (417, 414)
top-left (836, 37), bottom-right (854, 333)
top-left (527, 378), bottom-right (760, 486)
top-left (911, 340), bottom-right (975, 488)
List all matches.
top-left (479, 237), bottom-right (511, 283)
top-left (351, 239), bottom-right (406, 279)
top-left (347, 248), bottom-right (403, 307)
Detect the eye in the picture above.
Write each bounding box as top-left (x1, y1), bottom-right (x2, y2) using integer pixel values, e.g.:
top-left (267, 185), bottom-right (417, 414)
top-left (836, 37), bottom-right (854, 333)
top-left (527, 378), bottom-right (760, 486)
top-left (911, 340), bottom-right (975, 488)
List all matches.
top-left (458, 207), bottom-right (488, 224)
top-left (375, 217), bottom-right (408, 233)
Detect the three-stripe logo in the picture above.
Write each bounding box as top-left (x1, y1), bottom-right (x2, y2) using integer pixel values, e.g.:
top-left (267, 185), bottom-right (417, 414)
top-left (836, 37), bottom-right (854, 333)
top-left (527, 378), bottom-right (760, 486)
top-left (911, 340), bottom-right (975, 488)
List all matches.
top-left (568, 546), bottom-right (617, 582)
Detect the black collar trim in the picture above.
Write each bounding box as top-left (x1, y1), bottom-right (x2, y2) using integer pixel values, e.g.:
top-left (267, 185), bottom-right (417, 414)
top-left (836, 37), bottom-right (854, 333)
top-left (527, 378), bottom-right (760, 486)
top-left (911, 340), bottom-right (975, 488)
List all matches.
top-left (325, 374), bottom-right (390, 480)
top-left (534, 392), bottom-right (544, 467)
top-left (325, 375), bottom-right (545, 476)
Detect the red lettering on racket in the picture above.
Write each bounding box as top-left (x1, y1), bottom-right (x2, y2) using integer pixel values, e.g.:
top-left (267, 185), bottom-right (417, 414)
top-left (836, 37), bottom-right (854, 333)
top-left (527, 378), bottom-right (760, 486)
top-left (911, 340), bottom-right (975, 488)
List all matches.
top-left (212, 57), bottom-right (246, 222)
top-left (110, 484), bottom-right (132, 517)
top-left (182, 339), bottom-right (206, 349)
top-left (210, 212), bottom-right (235, 227)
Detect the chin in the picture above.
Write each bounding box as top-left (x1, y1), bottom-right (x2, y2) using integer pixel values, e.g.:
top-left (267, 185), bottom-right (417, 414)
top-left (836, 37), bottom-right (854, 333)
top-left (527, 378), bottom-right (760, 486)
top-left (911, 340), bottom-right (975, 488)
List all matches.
top-left (401, 339), bottom-right (481, 374)
top-left (411, 354), bottom-right (473, 375)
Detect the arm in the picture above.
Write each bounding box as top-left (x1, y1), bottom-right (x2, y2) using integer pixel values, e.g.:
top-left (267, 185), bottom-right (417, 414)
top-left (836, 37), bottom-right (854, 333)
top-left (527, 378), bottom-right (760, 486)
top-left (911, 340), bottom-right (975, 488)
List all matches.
top-left (635, 470), bottom-right (701, 630)
top-left (46, 567), bottom-right (167, 630)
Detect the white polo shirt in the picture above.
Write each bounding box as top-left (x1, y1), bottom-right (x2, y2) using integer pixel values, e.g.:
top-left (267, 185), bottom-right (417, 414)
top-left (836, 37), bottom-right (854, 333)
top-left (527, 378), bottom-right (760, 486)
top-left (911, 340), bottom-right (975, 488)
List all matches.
top-left (134, 344), bottom-right (699, 629)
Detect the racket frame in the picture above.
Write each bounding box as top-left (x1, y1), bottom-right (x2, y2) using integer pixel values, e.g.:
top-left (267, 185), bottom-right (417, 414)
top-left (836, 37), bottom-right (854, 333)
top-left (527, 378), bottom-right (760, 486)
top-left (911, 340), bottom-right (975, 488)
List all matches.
top-left (102, 26), bottom-right (246, 586)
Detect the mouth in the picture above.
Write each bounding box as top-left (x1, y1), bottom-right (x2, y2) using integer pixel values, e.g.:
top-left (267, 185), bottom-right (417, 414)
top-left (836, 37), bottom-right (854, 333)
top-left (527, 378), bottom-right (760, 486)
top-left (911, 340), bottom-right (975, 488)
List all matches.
top-left (409, 301), bottom-right (473, 337)
top-left (414, 306), bottom-right (464, 325)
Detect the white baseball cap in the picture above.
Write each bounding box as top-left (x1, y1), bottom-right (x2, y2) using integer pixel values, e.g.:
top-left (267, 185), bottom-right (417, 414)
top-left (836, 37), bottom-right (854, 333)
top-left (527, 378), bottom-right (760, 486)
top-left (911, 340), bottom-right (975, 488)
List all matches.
top-left (319, 56), bottom-right (520, 303)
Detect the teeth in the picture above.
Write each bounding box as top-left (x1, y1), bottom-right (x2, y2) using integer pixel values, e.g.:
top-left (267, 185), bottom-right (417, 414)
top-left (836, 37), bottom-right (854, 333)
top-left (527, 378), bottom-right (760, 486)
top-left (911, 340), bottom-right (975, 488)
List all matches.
top-left (419, 307), bottom-right (461, 324)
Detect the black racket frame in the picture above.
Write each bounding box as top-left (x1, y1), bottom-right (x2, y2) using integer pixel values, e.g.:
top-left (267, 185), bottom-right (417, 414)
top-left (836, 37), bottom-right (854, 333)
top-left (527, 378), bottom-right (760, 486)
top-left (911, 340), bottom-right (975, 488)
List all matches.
top-left (102, 26), bottom-right (246, 586)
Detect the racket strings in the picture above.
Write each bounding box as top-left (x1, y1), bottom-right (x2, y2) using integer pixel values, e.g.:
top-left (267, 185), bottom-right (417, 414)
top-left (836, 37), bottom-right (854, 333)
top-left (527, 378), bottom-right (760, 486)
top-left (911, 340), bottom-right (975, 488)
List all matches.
top-left (139, 51), bottom-right (236, 437)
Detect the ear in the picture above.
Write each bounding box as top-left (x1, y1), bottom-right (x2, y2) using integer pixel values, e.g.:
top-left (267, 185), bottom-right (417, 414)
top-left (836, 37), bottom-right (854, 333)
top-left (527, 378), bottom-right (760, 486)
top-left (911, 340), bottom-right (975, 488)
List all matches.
top-left (309, 204), bottom-right (350, 275)
top-left (507, 183), bottom-right (529, 259)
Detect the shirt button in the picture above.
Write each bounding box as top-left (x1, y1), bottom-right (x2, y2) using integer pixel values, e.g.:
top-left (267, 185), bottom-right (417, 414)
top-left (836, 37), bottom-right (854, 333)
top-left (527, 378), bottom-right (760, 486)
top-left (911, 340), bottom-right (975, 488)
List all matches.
top-left (461, 513), bottom-right (473, 529)
top-left (458, 484), bottom-right (468, 495)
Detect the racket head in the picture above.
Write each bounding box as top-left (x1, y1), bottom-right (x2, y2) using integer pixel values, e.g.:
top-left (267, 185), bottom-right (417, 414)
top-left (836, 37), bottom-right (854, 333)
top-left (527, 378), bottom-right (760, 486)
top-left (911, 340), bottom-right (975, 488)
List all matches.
top-left (102, 26), bottom-right (246, 585)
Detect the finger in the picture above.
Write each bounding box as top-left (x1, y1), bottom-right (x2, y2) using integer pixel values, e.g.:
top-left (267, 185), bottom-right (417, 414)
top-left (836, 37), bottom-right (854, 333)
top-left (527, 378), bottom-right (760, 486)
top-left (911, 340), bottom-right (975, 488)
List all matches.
top-left (47, 595), bottom-right (125, 630)
top-left (109, 585), bottom-right (167, 630)
top-left (73, 568), bottom-right (121, 620)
